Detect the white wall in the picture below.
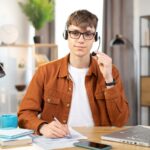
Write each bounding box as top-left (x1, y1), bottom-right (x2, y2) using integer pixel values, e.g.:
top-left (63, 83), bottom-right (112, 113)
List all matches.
top-left (0, 0), bottom-right (35, 100)
top-left (134, 0), bottom-right (150, 125)
top-left (55, 0), bottom-right (104, 58)
top-left (0, 0), bottom-right (34, 44)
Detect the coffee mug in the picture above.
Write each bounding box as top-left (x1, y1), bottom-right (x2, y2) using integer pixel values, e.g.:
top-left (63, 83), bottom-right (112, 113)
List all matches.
top-left (0, 114), bottom-right (18, 128)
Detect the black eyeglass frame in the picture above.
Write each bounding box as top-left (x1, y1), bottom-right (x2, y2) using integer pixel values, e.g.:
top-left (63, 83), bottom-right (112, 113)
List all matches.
top-left (68, 30), bottom-right (96, 40)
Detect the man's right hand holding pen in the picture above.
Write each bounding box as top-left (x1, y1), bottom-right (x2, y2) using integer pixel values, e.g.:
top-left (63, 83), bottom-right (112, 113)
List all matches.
top-left (39, 117), bottom-right (70, 138)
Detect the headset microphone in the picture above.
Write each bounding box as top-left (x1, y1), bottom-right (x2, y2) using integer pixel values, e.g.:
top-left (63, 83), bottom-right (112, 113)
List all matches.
top-left (92, 36), bottom-right (101, 56)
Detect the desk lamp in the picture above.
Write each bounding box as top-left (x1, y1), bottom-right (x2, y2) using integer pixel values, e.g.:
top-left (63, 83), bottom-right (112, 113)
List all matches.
top-left (0, 64), bottom-right (5, 78)
top-left (110, 34), bottom-right (125, 46)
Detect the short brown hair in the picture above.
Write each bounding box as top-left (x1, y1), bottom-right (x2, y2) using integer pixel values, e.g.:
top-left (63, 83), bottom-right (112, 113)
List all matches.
top-left (66, 9), bottom-right (98, 30)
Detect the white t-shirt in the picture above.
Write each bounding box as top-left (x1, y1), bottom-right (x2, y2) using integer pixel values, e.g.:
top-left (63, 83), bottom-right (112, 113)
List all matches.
top-left (68, 64), bottom-right (94, 127)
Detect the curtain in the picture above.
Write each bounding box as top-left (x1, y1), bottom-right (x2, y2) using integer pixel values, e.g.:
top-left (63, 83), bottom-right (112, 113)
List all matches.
top-left (103, 0), bottom-right (137, 125)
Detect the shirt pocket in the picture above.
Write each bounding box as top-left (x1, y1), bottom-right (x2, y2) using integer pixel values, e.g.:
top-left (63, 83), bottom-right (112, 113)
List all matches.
top-left (94, 91), bottom-right (106, 108)
top-left (42, 90), bottom-right (62, 119)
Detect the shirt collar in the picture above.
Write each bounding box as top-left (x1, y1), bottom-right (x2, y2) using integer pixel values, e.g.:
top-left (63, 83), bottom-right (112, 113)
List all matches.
top-left (58, 54), bottom-right (100, 78)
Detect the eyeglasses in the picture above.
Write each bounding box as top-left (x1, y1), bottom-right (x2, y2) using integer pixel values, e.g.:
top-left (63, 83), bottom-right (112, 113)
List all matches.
top-left (68, 30), bottom-right (96, 40)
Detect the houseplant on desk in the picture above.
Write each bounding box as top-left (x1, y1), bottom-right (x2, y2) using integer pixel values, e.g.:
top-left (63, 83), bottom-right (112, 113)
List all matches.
top-left (18, 0), bottom-right (54, 43)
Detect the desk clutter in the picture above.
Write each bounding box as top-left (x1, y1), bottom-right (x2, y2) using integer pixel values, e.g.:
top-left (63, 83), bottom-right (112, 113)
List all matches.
top-left (0, 114), bottom-right (87, 149)
top-left (0, 114), bottom-right (33, 148)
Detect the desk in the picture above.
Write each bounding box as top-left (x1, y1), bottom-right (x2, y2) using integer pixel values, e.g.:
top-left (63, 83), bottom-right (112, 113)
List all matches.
top-left (0, 127), bottom-right (149, 150)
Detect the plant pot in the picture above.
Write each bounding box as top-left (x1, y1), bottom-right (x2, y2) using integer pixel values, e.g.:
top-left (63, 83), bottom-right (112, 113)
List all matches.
top-left (33, 35), bottom-right (41, 43)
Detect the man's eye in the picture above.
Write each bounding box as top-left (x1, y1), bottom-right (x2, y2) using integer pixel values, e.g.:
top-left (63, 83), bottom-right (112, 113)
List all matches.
top-left (71, 31), bottom-right (80, 35)
top-left (85, 33), bottom-right (93, 36)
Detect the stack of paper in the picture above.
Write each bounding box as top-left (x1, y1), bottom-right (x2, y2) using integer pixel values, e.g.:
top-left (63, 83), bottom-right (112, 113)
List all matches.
top-left (0, 128), bottom-right (34, 148)
top-left (32, 127), bottom-right (87, 150)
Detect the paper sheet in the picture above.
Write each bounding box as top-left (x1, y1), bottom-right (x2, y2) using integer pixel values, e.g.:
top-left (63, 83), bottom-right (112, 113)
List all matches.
top-left (31, 127), bottom-right (87, 150)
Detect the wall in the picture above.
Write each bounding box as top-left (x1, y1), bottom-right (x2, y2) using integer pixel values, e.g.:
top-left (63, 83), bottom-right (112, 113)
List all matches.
top-left (0, 0), bottom-right (34, 44)
top-left (134, 0), bottom-right (150, 125)
top-left (0, 0), bottom-right (35, 114)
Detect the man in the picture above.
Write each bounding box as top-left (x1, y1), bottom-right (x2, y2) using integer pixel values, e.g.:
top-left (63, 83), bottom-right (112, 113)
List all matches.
top-left (18, 9), bottom-right (129, 138)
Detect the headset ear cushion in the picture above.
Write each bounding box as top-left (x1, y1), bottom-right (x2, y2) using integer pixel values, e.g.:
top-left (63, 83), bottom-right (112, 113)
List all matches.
top-left (63, 30), bottom-right (68, 40)
top-left (95, 32), bottom-right (98, 41)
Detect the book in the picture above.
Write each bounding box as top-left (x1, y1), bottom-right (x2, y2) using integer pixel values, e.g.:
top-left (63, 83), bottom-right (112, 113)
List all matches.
top-left (0, 135), bottom-right (32, 148)
top-left (0, 128), bottom-right (34, 139)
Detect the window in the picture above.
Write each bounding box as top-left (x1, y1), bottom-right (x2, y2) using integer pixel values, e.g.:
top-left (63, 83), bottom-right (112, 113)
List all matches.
top-left (55, 0), bottom-right (104, 58)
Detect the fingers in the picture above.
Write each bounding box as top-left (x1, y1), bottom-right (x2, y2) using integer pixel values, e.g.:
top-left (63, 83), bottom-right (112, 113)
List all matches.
top-left (50, 123), bottom-right (67, 138)
top-left (53, 121), bottom-right (69, 136)
top-left (40, 121), bottom-right (70, 138)
top-left (92, 52), bottom-right (112, 66)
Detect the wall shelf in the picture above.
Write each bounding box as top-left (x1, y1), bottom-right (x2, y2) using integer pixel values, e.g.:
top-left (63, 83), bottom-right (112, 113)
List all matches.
top-left (139, 15), bottom-right (150, 124)
top-left (0, 43), bottom-right (58, 114)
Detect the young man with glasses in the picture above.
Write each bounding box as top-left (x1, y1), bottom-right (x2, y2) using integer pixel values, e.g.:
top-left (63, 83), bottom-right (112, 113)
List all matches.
top-left (18, 9), bottom-right (129, 138)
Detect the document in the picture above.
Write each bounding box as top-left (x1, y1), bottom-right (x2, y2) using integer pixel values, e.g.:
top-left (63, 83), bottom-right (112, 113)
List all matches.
top-left (31, 127), bottom-right (87, 150)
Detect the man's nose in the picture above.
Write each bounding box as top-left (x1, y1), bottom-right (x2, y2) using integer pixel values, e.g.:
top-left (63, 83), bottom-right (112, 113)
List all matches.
top-left (78, 34), bottom-right (85, 41)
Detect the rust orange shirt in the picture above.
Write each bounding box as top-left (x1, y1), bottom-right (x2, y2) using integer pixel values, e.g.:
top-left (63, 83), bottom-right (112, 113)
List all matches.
top-left (18, 54), bottom-right (129, 133)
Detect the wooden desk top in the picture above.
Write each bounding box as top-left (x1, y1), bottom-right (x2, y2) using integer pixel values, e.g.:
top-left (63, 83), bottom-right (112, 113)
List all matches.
top-left (60, 126), bottom-right (150, 150)
top-left (0, 127), bottom-right (149, 150)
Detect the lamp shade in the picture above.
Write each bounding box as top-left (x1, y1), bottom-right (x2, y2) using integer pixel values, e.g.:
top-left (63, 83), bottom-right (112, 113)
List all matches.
top-left (110, 34), bottom-right (125, 46)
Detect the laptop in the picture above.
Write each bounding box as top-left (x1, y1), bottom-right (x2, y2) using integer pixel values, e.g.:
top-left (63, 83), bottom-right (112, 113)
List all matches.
top-left (101, 125), bottom-right (150, 147)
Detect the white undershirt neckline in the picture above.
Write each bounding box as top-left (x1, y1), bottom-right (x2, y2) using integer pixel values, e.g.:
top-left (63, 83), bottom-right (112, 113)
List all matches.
top-left (67, 64), bottom-right (94, 127)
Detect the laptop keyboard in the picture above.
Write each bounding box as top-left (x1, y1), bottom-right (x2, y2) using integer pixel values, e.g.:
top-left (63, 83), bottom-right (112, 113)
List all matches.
top-left (117, 126), bottom-right (150, 142)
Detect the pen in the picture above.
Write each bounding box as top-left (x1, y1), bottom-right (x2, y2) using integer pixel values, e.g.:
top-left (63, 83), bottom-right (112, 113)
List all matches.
top-left (52, 115), bottom-right (72, 138)
top-left (53, 116), bottom-right (62, 125)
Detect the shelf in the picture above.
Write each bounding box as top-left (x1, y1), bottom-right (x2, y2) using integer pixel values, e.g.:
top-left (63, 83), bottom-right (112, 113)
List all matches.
top-left (0, 43), bottom-right (58, 62)
top-left (0, 43), bottom-right (58, 48)
top-left (140, 45), bottom-right (150, 48)
top-left (140, 15), bottom-right (150, 19)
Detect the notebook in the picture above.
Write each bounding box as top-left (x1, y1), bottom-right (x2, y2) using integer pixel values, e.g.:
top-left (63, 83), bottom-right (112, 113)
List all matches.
top-left (101, 126), bottom-right (150, 147)
top-left (0, 128), bottom-right (34, 139)
top-left (0, 135), bottom-right (32, 148)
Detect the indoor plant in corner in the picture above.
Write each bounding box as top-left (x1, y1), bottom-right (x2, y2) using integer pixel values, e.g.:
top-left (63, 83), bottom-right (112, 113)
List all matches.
top-left (19, 0), bottom-right (54, 43)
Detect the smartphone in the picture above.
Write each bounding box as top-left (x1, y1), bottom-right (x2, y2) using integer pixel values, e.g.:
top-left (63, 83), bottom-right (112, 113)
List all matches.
top-left (74, 141), bottom-right (112, 150)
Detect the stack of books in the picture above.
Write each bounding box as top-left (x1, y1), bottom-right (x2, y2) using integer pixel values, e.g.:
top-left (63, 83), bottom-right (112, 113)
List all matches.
top-left (0, 128), bottom-right (33, 148)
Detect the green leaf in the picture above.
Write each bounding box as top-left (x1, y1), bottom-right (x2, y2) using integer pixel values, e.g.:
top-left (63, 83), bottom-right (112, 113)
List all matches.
top-left (18, 0), bottom-right (54, 30)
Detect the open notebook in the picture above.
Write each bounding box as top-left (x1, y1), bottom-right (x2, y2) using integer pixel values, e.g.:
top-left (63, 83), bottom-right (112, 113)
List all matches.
top-left (101, 126), bottom-right (150, 147)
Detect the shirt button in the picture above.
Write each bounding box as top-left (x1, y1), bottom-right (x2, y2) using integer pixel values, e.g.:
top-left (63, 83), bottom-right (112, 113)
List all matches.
top-left (66, 103), bottom-right (70, 107)
top-left (47, 98), bottom-right (51, 103)
top-left (63, 120), bottom-right (67, 123)
top-left (68, 87), bottom-right (72, 91)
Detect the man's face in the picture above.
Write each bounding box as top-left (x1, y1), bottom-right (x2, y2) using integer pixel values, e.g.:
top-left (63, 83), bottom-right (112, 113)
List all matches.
top-left (67, 25), bottom-right (96, 58)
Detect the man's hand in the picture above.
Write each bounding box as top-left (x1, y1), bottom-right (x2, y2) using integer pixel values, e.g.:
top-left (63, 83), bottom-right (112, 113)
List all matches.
top-left (93, 52), bottom-right (113, 83)
top-left (39, 121), bottom-right (70, 138)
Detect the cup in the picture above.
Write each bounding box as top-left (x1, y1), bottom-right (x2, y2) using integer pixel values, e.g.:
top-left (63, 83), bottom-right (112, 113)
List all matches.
top-left (0, 114), bottom-right (18, 128)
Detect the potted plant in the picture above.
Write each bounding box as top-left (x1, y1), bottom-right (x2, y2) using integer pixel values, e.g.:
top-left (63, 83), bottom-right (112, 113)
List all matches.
top-left (18, 0), bottom-right (54, 43)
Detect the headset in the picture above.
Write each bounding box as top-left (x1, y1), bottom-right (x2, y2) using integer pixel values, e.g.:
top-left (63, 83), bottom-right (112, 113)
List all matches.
top-left (63, 30), bottom-right (99, 42)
